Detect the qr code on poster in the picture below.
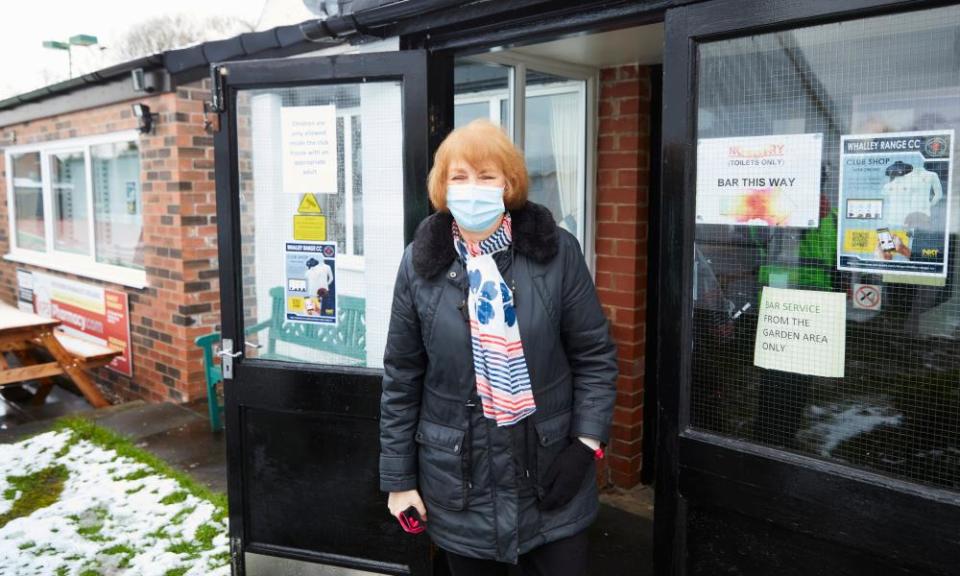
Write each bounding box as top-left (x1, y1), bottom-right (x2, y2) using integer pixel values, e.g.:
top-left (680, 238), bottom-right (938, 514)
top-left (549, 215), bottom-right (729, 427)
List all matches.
top-left (850, 231), bottom-right (871, 250)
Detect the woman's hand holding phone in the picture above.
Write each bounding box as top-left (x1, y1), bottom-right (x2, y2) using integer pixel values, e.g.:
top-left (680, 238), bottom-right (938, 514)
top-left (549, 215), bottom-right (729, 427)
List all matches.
top-left (388, 489), bottom-right (427, 533)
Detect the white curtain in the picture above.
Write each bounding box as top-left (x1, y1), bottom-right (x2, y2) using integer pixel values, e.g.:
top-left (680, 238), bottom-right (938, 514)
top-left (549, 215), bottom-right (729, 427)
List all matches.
top-left (549, 91), bottom-right (581, 233)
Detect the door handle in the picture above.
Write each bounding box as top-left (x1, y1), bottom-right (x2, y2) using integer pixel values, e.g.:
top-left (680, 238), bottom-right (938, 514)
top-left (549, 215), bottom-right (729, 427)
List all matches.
top-left (218, 338), bottom-right (242, 380)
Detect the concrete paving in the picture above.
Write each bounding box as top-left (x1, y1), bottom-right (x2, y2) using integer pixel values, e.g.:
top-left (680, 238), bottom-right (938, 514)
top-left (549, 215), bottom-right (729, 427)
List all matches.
top-left (0, 384), bottom-right (652, 575)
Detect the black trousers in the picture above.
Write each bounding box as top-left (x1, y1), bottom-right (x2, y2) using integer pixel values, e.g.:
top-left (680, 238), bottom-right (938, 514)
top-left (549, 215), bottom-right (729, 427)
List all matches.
top-left (445, 530), bottom-right (588, 576)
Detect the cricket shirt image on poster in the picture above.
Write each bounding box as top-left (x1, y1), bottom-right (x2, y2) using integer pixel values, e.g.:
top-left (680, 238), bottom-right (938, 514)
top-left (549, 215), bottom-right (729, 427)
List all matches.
top-left (838, 130), bottom-right (954, 277)
top-left (696, 133), bottom-right (824, 227)
top-left (285, 242), bottom-right (337, 324)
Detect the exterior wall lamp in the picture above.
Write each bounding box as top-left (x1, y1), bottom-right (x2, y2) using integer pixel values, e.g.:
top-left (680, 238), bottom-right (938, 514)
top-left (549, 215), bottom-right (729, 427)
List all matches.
top-left (132, 104), bottom-right (157, 134)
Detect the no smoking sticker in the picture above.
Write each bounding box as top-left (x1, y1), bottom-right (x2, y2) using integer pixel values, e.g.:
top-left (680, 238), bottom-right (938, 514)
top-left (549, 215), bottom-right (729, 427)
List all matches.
top-left (852, 284), bottom-right (882, 311)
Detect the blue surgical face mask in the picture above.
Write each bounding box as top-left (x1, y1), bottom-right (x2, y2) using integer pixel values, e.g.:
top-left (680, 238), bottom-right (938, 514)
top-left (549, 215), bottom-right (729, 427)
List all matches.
top-left (446, 184), bottom-right (505, 232)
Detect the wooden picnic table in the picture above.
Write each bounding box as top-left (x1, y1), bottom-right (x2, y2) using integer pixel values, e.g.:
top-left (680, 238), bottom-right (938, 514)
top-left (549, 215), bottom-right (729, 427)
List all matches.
top-left (0, 304), bottom-right (117, 408)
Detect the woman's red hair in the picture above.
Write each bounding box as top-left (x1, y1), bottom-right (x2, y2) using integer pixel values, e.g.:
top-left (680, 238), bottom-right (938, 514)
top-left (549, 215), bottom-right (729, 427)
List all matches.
top-left (427, 119), bottom-right (529, 212)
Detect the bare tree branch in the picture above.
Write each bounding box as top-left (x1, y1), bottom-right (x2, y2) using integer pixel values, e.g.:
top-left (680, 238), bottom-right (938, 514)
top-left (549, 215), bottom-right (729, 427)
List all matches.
top-left (113, 14), bottom-right (255, 60)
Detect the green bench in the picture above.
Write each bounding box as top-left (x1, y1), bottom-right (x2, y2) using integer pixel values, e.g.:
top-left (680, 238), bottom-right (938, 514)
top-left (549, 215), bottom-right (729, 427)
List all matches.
top-left (195, 286), bottom-right (366, 431)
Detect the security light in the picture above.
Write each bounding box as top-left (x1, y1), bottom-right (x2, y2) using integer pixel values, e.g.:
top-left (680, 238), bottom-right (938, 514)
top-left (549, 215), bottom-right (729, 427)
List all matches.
top-left (132, 104), bottom-right (156, 134)
top-left (131, 69), bottom-right (145, 92)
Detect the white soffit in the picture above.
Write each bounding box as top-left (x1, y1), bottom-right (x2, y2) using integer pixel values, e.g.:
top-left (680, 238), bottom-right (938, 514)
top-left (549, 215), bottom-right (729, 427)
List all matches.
top-left (509, 23), bottom-right (664, 67)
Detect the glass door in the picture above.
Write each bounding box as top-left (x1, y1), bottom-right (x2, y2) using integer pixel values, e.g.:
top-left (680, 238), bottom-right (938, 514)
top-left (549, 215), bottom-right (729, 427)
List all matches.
top-left (214, 50), bottom-right (434, 575)
top-left (658, 1), bottom-right (960, 574)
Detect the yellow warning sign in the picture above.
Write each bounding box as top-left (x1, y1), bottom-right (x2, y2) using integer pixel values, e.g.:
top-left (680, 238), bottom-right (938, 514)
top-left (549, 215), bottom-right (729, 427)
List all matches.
top-left (297, 194), bottom-right (323, 214)
top-left (293, 215), bottom-right (327, 241)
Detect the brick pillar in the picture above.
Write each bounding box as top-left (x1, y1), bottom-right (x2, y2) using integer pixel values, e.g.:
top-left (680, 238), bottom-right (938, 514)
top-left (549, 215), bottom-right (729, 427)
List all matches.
top-left (594, 64), bottom-right (651, 488)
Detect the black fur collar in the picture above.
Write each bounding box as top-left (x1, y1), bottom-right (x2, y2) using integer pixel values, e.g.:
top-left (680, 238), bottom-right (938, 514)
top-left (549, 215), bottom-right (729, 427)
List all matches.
top-left (411, 201), bottom-right (559, 279)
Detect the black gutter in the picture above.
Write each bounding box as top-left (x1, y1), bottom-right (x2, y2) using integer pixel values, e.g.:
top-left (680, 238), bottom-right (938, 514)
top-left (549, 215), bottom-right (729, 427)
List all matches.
top-left (349, 0), bottom-right (470, 26)
top-left (0, 55), bottom-right (163, 111)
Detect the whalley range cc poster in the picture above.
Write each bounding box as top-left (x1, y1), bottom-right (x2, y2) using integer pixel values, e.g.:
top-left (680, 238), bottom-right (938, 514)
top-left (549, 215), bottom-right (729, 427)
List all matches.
top-left (838, 130), bottom-right (954, 277)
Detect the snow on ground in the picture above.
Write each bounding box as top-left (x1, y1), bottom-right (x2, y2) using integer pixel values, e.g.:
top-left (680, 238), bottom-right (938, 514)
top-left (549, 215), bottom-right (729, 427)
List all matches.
top-left (0, 430), bottom-right (229, 576)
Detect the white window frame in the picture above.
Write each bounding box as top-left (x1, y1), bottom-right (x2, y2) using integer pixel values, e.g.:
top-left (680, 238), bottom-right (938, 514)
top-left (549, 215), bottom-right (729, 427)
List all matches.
top-left (4, 130), bottom-right (146, 288)
top-left (456, 53), bottom-right (599, 275)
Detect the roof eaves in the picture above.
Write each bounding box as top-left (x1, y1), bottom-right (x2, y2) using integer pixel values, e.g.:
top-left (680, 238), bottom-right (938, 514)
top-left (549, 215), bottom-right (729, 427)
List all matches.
top-left (0, 55), bottom-right (162, 111)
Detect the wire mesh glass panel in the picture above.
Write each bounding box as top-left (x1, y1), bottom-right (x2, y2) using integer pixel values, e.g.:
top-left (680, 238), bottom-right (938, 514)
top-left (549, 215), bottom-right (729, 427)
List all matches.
top-left (236, 82), bottom-right (404, 369)
top-left (691, 5), bottom-right (960, 490)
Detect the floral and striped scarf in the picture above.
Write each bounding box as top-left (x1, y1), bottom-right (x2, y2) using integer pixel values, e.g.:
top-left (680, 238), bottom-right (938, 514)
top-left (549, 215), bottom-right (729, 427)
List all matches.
top-left (453, 213), bottom-right (536, 426)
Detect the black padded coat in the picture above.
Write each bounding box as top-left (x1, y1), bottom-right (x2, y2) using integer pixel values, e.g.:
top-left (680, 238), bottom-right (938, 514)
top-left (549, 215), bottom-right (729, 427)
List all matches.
top-left (379, 201), bottom-right (618, 563)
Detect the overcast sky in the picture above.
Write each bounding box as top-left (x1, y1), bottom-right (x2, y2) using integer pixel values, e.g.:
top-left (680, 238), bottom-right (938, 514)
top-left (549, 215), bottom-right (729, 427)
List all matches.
top-left (0, 0), bottom-right (316, 100)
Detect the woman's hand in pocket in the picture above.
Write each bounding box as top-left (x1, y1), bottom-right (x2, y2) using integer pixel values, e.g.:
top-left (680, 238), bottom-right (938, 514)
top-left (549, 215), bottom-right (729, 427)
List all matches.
top-left (388, 489), bottom-right (427, 522)
top-left (539, 439), bottom-right (595, 510)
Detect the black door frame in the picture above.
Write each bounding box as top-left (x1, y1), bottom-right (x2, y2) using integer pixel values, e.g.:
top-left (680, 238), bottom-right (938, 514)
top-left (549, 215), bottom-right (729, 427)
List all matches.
top-left (213, 49), bottom-right (446, 575)
top-left (656, 1), bottom-right (960, 574)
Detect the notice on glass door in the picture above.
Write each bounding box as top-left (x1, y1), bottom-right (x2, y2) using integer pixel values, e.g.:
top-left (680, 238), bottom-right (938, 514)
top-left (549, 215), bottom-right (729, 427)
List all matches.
top-left (754, 287), bottom-right (846, 378)
top-left (696, 133), bottom-right (823, 227)
top-left (284, 242), bottom-right (337, 325)
top-left (281, 105), bottom-right (338, 195)
top-left (837, 130), bottom-right (953, 277)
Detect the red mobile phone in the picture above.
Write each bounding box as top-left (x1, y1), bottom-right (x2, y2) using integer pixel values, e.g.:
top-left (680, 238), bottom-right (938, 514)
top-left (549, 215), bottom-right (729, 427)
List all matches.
top-left (397, 506), bottom-right (426, 534)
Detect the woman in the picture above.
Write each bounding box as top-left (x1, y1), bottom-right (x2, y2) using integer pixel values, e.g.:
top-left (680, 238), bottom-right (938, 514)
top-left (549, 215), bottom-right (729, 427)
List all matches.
top-left (380, 119), bottom-right (618, 576)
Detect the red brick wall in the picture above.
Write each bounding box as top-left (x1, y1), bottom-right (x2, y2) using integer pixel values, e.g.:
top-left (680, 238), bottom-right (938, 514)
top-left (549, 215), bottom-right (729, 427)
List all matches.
top-left (0, 80), bottom-right (219, 404)
top-left (595, 64), bottom-right (651, 488)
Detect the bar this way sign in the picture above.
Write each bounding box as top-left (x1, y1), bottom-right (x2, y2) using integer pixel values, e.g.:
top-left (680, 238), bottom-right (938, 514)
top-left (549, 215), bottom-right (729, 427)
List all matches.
top-left (754, 287), bottom-right (846, 377)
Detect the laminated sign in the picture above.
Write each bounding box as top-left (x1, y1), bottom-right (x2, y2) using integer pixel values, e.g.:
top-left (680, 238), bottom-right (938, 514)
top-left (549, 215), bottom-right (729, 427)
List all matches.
top-left (281, 105), bottom-right (338, 195)
top-left (754, 287), bottom-right (846, 378)
top-left (696, 133), bottom-right (823, 227)
top-left (838, 130), bottom-right (953, 277)
top-left (284, 242), bottom-right (337, 325)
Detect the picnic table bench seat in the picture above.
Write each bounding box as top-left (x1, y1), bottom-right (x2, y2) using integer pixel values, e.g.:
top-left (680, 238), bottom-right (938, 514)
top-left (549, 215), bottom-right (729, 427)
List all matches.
top-left (0, 305), bottom-right (121, 407)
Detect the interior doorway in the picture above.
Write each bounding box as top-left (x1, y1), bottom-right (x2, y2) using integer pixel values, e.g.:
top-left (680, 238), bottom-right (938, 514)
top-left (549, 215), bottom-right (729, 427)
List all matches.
top-left (446, 21), bottom-right (665, 575)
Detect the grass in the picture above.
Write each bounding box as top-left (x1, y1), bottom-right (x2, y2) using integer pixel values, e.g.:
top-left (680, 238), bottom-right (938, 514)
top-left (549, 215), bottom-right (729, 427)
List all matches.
top-left (50, 415), bottom-right (227, 522)
top-left (74, 506), bottom-right (111, 543)
top-left (0, 464), bottom-right (69, 530)
top-left (2, 415), bottom-right (230, 574)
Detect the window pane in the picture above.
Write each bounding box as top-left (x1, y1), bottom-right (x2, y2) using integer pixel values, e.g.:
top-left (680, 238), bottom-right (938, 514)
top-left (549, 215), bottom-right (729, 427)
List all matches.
top-left (525, 70), bottom-right (586, 240)
top-left (237, 82), bottom-right (404, 369)
top-left (50, 151), bottom-right (89, 254)
top-left (92, 141), bottom-right (143, 270)
top-left (11, 152), bottom-right (44, 251)
top-left (692, 5), bottom-right (960, 490)
top-left (455, 102), bottom-right (489, 126)
top-left (454, 60), bottom-right (510, 130)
